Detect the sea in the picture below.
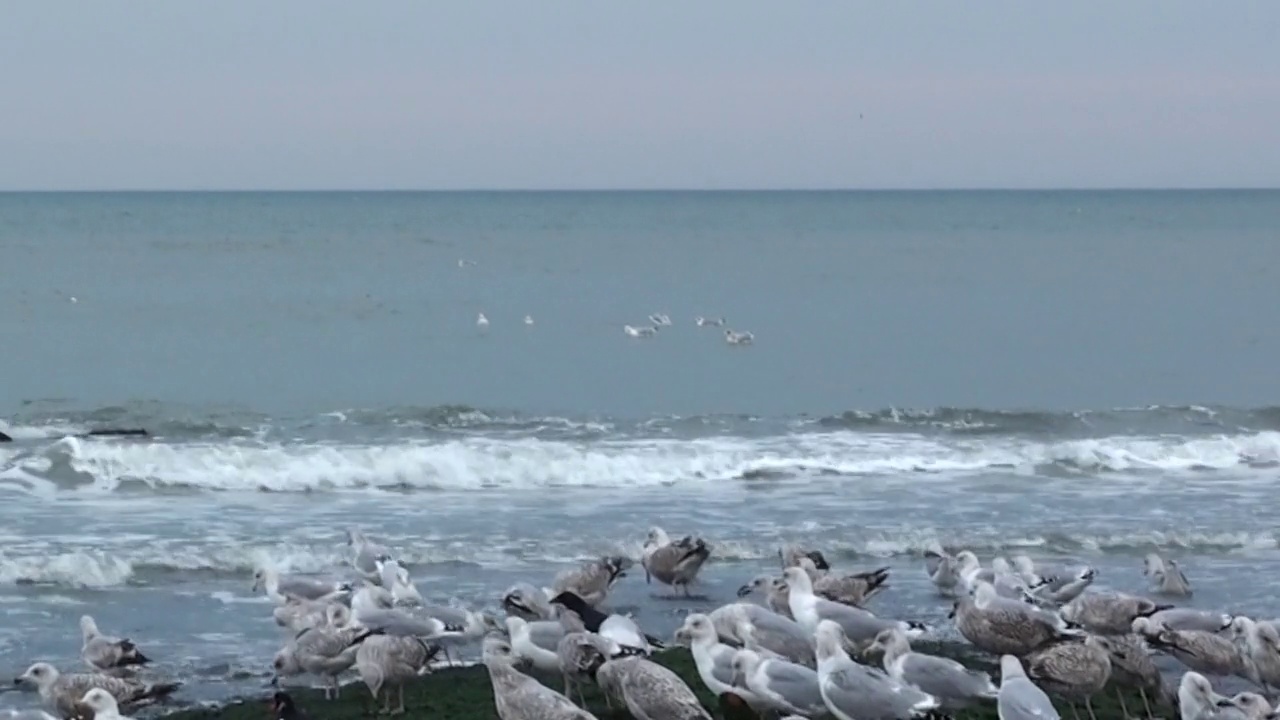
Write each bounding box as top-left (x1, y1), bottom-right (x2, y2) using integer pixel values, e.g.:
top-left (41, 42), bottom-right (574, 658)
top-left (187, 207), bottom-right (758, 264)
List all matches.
top-left (2, 190), bottom-right (1279, 712)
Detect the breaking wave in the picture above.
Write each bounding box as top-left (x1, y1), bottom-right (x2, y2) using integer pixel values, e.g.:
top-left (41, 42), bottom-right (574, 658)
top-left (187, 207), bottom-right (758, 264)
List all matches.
top-left (0, 428), bottom-right (1278, 495)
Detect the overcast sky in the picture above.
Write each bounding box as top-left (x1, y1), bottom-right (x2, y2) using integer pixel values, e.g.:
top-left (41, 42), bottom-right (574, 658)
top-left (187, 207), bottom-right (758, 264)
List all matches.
top-left (3, 1), bottom-right (1278, 190)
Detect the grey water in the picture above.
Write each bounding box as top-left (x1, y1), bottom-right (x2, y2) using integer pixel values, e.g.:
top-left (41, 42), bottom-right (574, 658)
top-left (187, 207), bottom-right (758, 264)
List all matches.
top-left (2, 190), bottom-right (1280, 712)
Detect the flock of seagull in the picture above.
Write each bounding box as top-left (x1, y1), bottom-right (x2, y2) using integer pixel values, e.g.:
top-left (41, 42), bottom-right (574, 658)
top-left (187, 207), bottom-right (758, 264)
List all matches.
top-left (458, 256), bottom-right (755, 345)
top-left (474, 309), bottom-right (756, 346)
top-left (7, 527), bottom-right (1280, 720)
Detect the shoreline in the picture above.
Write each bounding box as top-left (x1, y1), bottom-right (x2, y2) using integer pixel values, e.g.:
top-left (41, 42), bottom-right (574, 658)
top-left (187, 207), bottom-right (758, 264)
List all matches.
top-left (151, 642), bottom-right (1149, 720)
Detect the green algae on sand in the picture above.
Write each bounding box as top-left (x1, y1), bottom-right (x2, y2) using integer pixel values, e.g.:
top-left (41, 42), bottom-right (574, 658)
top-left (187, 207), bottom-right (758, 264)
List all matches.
top-left (160, 643), bottom-right (1155, 720)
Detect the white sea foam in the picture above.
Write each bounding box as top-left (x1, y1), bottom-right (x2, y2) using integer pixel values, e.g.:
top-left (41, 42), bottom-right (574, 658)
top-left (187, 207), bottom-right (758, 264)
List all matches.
top-left (3, 430), bottom-right (1277, 494)
top-left (1, 528), bottom-right (1274, 589)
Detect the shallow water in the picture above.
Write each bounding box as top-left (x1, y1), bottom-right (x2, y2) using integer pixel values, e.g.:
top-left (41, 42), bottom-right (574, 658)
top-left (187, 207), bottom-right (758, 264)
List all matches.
top-left (3, 191), bottom-right (1280, 712)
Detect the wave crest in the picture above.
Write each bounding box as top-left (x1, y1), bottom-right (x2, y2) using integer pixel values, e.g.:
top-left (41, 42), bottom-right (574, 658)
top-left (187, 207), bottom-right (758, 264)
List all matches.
top-left (2, 429), bottom-right (1278, 494)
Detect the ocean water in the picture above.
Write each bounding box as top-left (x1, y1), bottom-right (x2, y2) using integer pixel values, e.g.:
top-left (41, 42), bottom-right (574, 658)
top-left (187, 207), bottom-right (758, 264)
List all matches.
top-left (2, 190), bottom-right (1280, 712)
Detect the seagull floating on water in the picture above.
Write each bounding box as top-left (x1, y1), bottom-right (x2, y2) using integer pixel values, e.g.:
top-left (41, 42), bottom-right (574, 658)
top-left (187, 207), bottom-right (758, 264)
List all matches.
top-left (695, 316), bottom-right (724, 327)
top-left (477, 313), bottom-right (489, 329)
top-left (724, 329), bottom-right (754, 345)
top-left (648, 313), bottom-right (672, 326)
top-left (524, 315), bottom-right (534, 326)
top-left (624, 325), bottom-right (657, 338)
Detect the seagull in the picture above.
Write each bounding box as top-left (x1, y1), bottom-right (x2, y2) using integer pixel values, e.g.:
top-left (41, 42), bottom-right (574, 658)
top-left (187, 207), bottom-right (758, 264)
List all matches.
top-left (648, 313), bottom-right (672, 326)
top-left (524, 315), bottom-right (534, 325)
top-left (695, 316), bottom-right (725, 327)
top-left (477, 313), bottom-right (489, 329)
top-left (724, 329), bottom-right (754, 345)
top-left (624, 325), bottom-right (657, 338)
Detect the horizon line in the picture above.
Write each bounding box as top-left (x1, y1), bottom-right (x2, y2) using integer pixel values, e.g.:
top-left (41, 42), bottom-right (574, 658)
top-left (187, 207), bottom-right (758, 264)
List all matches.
top-left (1, 186), bottom-right (1278, 194)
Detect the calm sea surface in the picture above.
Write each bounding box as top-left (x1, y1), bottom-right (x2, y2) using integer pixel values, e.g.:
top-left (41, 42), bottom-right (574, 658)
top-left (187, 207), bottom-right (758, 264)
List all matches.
top-left (2, 190), bottom-right (1279, 711)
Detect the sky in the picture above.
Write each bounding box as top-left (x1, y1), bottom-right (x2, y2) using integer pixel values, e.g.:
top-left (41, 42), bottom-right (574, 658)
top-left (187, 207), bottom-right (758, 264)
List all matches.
top-left (3, 1), bottom-right (1278, 190)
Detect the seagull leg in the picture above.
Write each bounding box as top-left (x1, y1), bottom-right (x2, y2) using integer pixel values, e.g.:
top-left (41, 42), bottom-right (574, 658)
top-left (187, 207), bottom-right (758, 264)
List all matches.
top-left (1086, 696), bottom-right (1099, 720)
top-left (1114, 689), bottom-right (1129, 719)
top-left (394, 683), bottom-right (406, 715)
top-left (1139, 688), bottom-right (1154, 719)
top-left (382, 686), bottom-right (392, 715)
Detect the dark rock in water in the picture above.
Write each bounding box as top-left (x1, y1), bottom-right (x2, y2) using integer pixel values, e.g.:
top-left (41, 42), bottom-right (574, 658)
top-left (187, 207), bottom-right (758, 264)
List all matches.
top-left (0, 430), bottom-right (11, 442)
top-left (83, 428), bottom-right (149, 438)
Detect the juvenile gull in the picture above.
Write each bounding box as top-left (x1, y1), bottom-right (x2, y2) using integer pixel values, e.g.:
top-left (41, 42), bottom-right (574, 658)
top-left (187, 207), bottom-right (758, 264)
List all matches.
top-left (611, 655), bottom-right (712, 720)
top-left (550, 591), bottom-right (663, 653)
top-left (272, 606), bottom-right (375, 699)
top-left (554, 610), bottom-right (614, 706)
top-left (552, 556), bottom-right (632, 607)
top-left (730, 648), bottom-right (828, 717)
top-left (1091, 634), bottom-right (1167, 718)
top-left (482, 636), bottom-right (598, 720)
top-left (1144, 553), bottom-right (1193, 597)
top-left (502, 582), bottom-right (556, 621)
top-left (354, 634), bottom-right (440, 715)
top-left (866, 627), bottom-right (999, 709)
top-left (997, 655), bottom-right (1061, 720)
top-left (76, 688), bottom-right (132, 720)
top-left (798, 557), bottom-right (891, 607)
top-left (252, 566), bottom-right (352, 603)
top-left (711, 602), bottom-right (815, 667)
top-left (738, 575), bottom-right (794, 618)
top-left (78, 616), bottom-right (149, 675)
top-left (1059, 592), bottom-right (1171, 635)
top-left (813, 620), bottom-right (944, 720)
top-left (674, 613), bottom-right (766, 711)
top-left (1228, 616), bottom-right (1280, 692)
top-left (1025, 637), bottom-right (1112, 720)
top-left (593, 657), bottom-right (630, 710)
top-left (783, 566), bottom-right (929, 649)
top-left (14, 663), bottom-right (180, 719)
top-left (949, 587), bottom-right (1080, 657)
top-left (505, 616), bottom-right (565, 674)
top-left (1178, 671), bottom-right (1251, 720)
top-left (642, 527), bottom-right (712, 597)
top-left (1133, 617), bottom-right (1252, 681)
